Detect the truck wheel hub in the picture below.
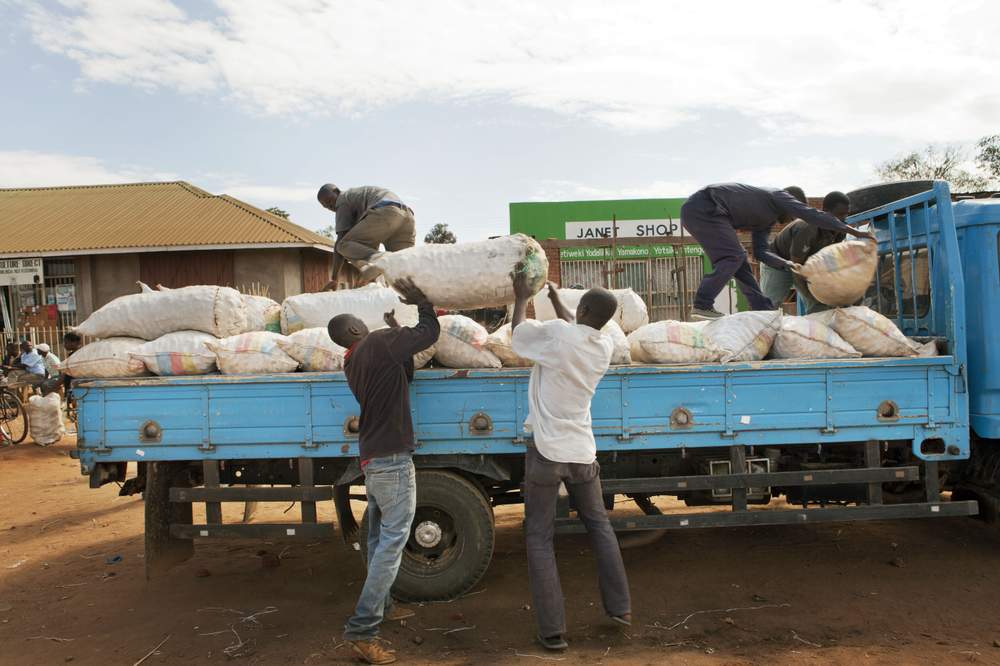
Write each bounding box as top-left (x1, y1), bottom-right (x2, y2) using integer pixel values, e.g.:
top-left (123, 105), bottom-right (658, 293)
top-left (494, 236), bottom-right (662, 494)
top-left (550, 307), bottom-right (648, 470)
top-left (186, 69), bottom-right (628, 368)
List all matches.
top-left (414, 520), bottom-right (443, 548)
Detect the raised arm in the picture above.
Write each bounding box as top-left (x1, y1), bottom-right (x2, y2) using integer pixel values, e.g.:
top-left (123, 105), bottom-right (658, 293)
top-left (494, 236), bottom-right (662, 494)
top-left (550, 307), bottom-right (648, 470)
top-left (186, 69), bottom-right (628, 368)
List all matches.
top-left (773, 191), bottom-right (874, 241)
top-left (387, 278), bottom-right (440, 360)
top-left (546, 282), bottom-right (574, 323)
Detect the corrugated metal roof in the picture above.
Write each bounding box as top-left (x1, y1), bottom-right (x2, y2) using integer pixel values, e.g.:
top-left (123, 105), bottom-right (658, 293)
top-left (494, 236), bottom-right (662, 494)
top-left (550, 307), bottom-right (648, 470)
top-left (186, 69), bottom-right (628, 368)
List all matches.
top-left (0, 181), bottom-right (333, 256)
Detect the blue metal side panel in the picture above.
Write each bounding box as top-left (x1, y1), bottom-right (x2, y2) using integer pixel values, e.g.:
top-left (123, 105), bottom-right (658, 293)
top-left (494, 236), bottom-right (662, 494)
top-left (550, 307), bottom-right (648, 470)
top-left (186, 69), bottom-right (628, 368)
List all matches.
top-left (75, 357), bottom-right (969, 474)
top-left (955, 202), bottom-right (1000, 438)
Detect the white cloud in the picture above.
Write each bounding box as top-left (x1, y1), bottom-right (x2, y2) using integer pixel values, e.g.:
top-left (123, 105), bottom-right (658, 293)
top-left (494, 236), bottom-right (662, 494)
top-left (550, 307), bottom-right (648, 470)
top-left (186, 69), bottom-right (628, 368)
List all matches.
top-left (530, 178), bottom-right (700, 202)
top-left (23, 0), bottom-right (1000, 142)
top-left (531, 156), bottom-right (878, 205)
top-left (0, 150), bottom-right (176, 187)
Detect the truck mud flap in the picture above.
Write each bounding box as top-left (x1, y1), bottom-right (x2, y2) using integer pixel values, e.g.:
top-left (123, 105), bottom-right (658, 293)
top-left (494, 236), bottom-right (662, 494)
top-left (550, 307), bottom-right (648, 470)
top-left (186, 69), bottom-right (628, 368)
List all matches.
top-left (146, 461), bottom-right (195, 579)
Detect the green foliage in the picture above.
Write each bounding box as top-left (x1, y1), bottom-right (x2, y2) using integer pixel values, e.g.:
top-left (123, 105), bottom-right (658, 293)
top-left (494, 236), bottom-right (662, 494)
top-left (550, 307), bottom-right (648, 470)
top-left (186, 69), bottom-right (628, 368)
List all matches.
top-left (265, 206), bottom-right (290, 219)
top-left (424, 222), bottom-right (457, 244)
top-left (876, 145), bottom-right (990, 191)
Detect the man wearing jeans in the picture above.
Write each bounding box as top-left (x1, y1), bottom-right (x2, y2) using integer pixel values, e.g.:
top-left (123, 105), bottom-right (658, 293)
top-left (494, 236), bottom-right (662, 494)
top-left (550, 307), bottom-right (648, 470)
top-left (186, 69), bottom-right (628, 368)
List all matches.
top-left (328, 278), bottom-right (439, 665)
top-left (317, 183), bottom-right (416, 288)
top-left (510, 275), bottom-right (631, 652)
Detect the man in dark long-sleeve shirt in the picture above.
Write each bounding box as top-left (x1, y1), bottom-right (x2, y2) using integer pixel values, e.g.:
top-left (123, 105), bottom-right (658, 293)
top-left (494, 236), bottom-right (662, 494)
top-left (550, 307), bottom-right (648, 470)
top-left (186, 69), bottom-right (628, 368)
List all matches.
top-left (329, 278), bottom-right (439, 664)
top-left (318, 183), bottom-right (416, 289)
top-left (760, 191), bottom-right (852, 313)
top-left (680, 183), bottom-right (872, 319)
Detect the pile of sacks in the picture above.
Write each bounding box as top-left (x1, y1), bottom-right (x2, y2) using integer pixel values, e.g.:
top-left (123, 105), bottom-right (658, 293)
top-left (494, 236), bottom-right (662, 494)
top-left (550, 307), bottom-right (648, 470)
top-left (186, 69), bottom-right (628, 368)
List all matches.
top-left (625, 305), bottom-right (935, 365)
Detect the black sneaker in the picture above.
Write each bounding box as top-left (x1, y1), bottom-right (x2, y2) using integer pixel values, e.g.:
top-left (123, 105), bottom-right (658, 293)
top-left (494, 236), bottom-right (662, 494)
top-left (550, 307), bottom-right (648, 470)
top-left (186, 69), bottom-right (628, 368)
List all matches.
top-left (691, 307), bottom-right (725, 321)
top-left (537, 634), bottom-right (569, 651)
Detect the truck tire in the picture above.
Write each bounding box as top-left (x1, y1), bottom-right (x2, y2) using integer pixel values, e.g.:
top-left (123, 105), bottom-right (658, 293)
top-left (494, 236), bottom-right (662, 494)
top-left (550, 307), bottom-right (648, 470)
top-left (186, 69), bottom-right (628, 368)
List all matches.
top-left (847, 181), bottom-right (935, 215)
top-left (360, 469), bottom-right (494, 602)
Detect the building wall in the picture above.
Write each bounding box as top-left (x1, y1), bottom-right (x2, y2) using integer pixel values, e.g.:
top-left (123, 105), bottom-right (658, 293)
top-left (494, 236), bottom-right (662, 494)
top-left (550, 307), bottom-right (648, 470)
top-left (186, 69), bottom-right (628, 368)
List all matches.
top-left (91, 253), bottom-right (140, 312)
top-left (233, 248), bottom-right (305, 302)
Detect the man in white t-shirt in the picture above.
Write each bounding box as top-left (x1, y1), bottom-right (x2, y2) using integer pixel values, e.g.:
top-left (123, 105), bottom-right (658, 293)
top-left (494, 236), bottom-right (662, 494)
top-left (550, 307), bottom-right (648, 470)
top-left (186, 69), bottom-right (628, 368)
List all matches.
top-left (510, 275), bottom-right (631, 652)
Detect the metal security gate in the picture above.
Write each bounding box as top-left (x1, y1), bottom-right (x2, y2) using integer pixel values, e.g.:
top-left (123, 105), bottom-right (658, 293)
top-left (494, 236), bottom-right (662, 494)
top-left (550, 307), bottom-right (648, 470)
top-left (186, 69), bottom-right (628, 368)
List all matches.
top-left (557, 245), bottom-right (705, 323)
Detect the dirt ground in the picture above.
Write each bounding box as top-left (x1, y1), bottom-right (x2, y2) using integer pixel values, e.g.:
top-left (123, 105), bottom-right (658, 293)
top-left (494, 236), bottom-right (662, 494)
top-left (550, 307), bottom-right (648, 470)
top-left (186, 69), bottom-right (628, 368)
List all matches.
top-left (3, 438), bottom-right (1000, 665)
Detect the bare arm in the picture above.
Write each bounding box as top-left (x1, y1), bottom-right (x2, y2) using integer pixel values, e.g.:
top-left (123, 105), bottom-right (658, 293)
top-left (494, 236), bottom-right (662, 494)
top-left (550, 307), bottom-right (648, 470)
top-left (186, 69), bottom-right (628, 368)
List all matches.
top-left (547, 282), bottom-right (574, 323)
top-left (510, 263), bottom-right (533, 329)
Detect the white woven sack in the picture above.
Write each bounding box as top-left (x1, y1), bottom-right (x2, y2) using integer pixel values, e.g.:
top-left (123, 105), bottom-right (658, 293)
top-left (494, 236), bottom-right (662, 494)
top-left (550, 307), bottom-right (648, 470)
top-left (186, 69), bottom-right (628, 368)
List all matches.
top-left (277, 327), bottom-right (346, 372)
top-left (799, 239), bottom-right (877, 306)
top-left (371, 234), bottom-right (549, 310)
top-left (27, 393), bottom-right (65, 446)
top-left (280, 284), bottom-right (418, 334)
top-left (704, 310), bottom-right (783, 363)
top-left (484, 323), bottom-right (532, 367)
top-left (413, 345), bottom-right (436, 369)
top-left (532, 286), bottom-right (649, 333)
top-left (205, 332), bottom-right (299, 374)
top-left (64, 338), bottom-right (148, 378)
top-left (74, 286), bottom-right (247, 340)
top-left (434, 315), bottom-right (501, 368)
top-left (243, 295), bottom-right (282, 333)
top-left (127, 331), bottom-right (218, 376)
top-left (602, 320), bottom-right (632, 365)
top-left (808, 306), bottom-right (918, 357)
top-left (137, 281), bottom-right (155, 293)
top-left (628, 321), bottom-right (722, 364)
top-left (771, 316), bottom-right (861, 359)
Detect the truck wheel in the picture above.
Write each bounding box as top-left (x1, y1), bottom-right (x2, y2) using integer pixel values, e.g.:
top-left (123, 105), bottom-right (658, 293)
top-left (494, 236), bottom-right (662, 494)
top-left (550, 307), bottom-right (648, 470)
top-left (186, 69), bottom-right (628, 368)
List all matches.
top-left (360, 470), bottom-right (495, 602)
top-left (846, 181), bottom-right (935, 215)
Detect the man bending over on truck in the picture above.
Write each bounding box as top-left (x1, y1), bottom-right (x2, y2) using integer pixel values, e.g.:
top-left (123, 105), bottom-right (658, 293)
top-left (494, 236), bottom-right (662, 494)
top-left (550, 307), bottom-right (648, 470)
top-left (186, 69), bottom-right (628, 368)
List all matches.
top-left (759, 191), bottom-right (852, 314)
top-left (510, 276), bottom-right (632, 652)
top-left (680, 183), bottom-right (873, 320)
top-left (318, 183), bottom-right (416, 289)
top-left (328, 278), bottom-right (439, 665)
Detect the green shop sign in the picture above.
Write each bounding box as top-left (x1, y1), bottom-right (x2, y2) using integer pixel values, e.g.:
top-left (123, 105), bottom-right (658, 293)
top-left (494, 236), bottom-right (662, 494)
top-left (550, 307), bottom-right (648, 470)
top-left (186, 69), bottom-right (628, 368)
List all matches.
top-left (559, 245), bottom-right (705, 261)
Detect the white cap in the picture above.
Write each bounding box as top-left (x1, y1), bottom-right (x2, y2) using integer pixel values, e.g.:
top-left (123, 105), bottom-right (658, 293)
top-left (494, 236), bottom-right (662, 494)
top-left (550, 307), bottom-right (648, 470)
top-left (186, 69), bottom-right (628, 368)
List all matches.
top-left (36, 343), bottom-right (50, 353)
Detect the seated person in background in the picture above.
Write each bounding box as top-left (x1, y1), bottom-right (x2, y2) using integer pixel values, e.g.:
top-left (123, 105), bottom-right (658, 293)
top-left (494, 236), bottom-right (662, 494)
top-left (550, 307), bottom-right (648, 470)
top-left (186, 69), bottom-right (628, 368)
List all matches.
top-left (2, 342), bottom-right (19, 370)
top-left (758, 191), bottom-right (852, 314)
top-left (37, 344), bottom-right (63, 396)
top-left (13, 341), bottom-right (46, 388)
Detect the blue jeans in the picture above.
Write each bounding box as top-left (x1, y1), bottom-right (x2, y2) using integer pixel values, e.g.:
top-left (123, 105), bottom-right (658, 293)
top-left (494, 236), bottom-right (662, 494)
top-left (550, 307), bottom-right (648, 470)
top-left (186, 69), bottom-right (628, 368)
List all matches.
top-left (344, 453), bottom-right (417, 641)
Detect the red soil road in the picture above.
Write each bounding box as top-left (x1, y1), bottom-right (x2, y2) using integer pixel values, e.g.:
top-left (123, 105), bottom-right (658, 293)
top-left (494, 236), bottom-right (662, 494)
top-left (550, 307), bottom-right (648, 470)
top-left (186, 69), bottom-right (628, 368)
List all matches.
top-left (2, 438), bottom-right (1000, 665)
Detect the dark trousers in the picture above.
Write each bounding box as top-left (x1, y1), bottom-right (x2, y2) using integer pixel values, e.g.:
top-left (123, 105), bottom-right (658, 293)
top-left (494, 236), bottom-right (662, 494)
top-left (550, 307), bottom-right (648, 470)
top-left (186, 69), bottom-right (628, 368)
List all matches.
top-left (523, 447), bottom-right (630, 638)
top-left (680, 194), bottom-right (774, 311)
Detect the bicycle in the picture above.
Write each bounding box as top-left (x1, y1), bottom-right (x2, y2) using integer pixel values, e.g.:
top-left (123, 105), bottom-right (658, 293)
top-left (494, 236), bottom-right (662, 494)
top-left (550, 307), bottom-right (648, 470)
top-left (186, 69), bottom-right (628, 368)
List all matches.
top-left (0, 378), bottom-right (29, 445)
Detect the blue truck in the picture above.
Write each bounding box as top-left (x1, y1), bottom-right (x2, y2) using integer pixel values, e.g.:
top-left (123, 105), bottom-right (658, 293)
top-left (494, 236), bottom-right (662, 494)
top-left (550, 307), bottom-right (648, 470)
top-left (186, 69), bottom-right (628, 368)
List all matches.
top-left (72, 181), bottom-right (1000, 601)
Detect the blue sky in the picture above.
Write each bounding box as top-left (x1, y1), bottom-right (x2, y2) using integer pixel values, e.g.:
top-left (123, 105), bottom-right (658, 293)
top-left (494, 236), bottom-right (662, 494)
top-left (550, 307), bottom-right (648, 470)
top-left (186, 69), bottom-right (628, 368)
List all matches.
top-left (2, 0), bottom-right (998, 240)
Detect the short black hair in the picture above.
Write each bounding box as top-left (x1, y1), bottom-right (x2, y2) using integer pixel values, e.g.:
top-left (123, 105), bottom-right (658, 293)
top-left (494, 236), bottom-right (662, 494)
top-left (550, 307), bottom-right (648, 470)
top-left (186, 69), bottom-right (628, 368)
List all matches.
top-left (783, 186), bottom-right (807, 204)
top-left (317, 183), bottom-right (340, 202)
top-left (577, 288), bottom-right (618, 330)
top-left (64, 331), bottom-right (83, 344)
top-left (328, 313), bottom-right (368, 348)
top-left (822, 191), bottom-right (851, 211)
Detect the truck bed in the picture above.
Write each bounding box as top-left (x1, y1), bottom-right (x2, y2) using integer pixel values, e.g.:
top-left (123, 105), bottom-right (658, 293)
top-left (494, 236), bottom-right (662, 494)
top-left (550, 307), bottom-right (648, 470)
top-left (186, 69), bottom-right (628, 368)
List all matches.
top-left (75, 354), bottom-right (968, 471)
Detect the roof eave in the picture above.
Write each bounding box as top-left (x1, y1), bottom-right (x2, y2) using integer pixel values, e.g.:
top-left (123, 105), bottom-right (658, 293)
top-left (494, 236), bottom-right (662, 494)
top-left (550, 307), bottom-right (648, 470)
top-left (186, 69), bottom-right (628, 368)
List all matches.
top-left (0, 242), bottom-right (335, 259)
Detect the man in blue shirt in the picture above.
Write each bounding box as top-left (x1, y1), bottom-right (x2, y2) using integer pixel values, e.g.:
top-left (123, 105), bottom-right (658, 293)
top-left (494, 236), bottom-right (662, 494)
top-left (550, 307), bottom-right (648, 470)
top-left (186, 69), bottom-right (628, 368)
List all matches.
top-left (12, 340), bottom-right (46, 388)
top-left (680, 183), bottom-right (874, 320)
